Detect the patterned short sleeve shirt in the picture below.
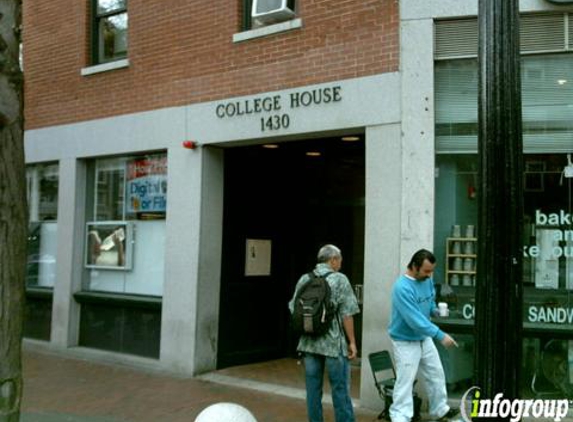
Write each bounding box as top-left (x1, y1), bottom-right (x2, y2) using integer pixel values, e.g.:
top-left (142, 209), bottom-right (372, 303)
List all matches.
top-left (288, 263), bottom-right (360, 358)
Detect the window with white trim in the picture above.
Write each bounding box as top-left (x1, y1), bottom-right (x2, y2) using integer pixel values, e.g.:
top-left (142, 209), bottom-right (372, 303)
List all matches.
top-left (92, 0), bottom-right (128, 64)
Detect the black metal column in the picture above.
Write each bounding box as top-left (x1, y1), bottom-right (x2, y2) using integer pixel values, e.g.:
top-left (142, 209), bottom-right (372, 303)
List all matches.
top-left (475, 0), bottom-right (524, 409)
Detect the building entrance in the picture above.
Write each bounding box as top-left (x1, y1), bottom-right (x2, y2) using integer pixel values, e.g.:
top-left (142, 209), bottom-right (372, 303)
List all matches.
top-left (217, 135), bottom-right (365, 368)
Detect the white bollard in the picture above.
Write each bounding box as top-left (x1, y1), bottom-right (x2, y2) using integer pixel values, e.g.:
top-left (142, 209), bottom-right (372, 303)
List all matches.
top-left (194, 402), bottom-right (258, 422)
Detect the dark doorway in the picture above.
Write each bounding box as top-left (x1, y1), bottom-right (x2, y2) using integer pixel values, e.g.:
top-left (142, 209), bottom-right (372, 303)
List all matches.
top-left (217, 135), bottom-right (365, 368)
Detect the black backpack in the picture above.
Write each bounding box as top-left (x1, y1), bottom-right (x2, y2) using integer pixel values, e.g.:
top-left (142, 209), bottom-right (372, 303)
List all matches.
top-left (292, 272), bottom-right (335, 337)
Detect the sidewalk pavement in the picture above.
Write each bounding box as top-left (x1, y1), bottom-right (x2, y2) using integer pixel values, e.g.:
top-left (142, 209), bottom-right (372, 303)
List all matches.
top-left (21, 349), bottom-right (380, 422)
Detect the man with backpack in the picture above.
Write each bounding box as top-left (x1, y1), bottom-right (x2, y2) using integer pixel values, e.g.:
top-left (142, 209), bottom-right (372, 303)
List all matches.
top-left (288, 244), bottom-right (360, 422)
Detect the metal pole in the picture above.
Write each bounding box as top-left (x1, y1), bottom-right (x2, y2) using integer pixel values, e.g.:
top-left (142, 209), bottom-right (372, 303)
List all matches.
top-left (475, 0), bottom-right (524, 410)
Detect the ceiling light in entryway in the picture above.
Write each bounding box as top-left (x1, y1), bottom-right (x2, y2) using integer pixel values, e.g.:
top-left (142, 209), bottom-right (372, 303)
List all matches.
top-left (341, 136), bottom-right (360, 142)
top-left (306, 151), bottom-right (321, 157)
top-left (262, 144), bottom-right (279, 149)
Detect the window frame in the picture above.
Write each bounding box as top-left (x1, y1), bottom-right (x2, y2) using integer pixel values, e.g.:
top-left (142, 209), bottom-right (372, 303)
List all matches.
top-left (91, 0), bottom-right (128, 65)
top-left (242, 0), bottom-right (298, 32)
top-left (242, 0), bottom-right (253, 31)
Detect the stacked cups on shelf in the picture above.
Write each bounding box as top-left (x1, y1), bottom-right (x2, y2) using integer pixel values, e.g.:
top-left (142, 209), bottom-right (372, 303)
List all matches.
top-left (465, 225), bottom-right (475, 286)
top-left (451, 224), bottom-right (476, 287)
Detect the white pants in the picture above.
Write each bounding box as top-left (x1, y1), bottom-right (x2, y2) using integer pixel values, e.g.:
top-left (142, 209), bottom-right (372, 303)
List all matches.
top-left (389, 337), bottom-right (450, 422)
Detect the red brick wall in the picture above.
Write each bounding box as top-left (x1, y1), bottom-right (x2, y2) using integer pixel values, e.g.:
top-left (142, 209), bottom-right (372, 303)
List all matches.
top-left (23, 0), bottom-right (399, 130)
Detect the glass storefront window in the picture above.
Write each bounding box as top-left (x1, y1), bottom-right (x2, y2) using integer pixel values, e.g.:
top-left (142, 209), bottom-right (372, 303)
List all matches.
top-left (435, 156), bottom-right (573, 398)
top-left (86, 153), bottom-right (167, 296)
top-left (436, 333), bottom-right (475, 394)
top-left (435, 52), bottom-right (573, 397)
top-left (436, 154), bottom-right (573, 308)
top-left (95, 158), bottom-right (126, 221)
top-left (434, 154), bottom-right (478, 325)
top-left (26, 163), bottom-right (59, 288)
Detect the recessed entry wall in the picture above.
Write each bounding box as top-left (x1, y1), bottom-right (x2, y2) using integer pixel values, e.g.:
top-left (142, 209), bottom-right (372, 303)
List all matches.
top-left (217, 135), bottom-right (365, 368)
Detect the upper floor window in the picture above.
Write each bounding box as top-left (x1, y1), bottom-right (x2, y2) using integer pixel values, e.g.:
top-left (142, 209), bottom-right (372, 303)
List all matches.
top-left (92, 0), bottom-right (128, 64)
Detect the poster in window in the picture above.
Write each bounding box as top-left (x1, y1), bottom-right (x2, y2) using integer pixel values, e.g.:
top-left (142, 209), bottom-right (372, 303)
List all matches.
top-left (535, 228), bottom-right (559, 289)
top-left (126, 155), bottom-right (167, 214)
top-left (245, 239), bottom-right (272, 276)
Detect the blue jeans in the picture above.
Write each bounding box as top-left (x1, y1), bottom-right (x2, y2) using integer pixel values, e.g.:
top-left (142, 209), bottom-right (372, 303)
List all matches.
top-left (303, 353), bottom-right (355, 422)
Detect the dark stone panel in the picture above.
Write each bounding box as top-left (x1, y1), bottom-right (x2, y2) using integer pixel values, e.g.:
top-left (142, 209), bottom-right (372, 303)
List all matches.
top-left (121, 306), bottom-right (162, 357)
top-left (24, 289), bottom-right (53, 341)
top-left (77, 293), bottom-right (161, 359)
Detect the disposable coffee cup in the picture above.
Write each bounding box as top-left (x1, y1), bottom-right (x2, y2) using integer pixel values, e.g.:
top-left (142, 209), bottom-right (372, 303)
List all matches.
top-left (463, 241), bottom-right (474, 255)
top-left (463, 258), bottom-right (473, 272)
top-left (438, 302), bottom-right (449, 317)
top-left (465, 225), bottom-right (475, 238)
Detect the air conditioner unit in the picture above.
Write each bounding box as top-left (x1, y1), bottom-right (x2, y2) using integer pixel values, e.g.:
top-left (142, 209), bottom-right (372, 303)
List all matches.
top-left (251, 0), bottom-right (296, 26)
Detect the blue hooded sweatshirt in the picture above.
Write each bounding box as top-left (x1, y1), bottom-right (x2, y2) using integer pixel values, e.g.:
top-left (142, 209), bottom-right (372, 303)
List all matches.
top-left (388, 274), bottom-right (445, 342)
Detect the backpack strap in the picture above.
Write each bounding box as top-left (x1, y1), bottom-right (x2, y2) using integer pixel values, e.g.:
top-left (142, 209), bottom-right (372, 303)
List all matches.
top-left (309, 270), bottom-right (333, 280)
top-left (316, 271), bottom-right (336, 313)
top-left (304, 271), bottom-right (333, 286)
top-left (316, 273), bottom-right (351, 345)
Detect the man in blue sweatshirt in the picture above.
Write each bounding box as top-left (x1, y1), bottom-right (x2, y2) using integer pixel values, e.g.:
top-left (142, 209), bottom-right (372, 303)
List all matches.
top-left (388, 249), bottom-right (459, 422)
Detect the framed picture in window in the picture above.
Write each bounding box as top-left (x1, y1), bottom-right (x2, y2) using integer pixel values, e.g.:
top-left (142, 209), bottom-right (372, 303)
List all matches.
top-left (85, 221), bottom-right (133, 270)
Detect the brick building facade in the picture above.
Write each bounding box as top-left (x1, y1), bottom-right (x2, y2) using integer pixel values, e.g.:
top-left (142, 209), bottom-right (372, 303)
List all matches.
top-left (23, 1), bottom-right (398, 129)
top-left (23, 0), bottom-right (573, 410)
